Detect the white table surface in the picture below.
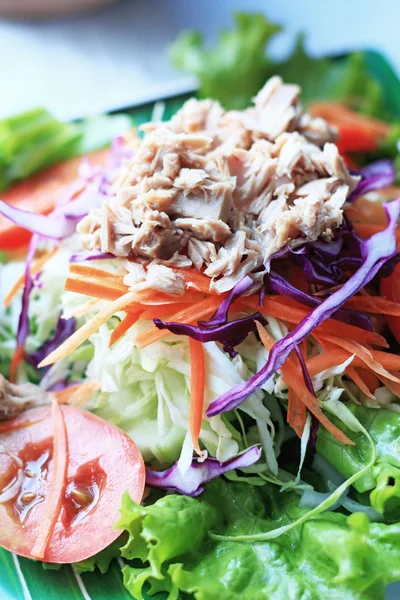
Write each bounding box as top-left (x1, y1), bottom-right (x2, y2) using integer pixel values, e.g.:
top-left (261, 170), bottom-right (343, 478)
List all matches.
top-left (0, 0), bottom-right (398, 120)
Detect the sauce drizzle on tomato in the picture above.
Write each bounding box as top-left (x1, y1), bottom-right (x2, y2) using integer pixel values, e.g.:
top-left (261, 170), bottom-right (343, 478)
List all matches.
top-left (3, 439), bottom-right (52, 525)
top-left (63, 458), bottom-right (106, 529)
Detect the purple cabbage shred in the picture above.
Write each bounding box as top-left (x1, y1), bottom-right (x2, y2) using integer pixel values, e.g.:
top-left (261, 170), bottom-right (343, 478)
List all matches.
top-left (145, 446), bottom-right (262, 496)
top-left (348, 160), bottom-right (396, 203)
top-left (207, 199), bottom-right (400, 417)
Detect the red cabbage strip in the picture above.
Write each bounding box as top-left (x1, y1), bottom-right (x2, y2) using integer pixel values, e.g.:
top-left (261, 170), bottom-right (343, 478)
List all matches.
top-left (0, 201), bottom-right (77, 240)
top-left (26, 316), bottom-right (75, 371)
top-left (69, 252), bottom-right (115, 263)
top-left (146, 446), bottom-right (261, 496)
top-left (294, 345), bottom-right (314, 396)
top-left (153, 312), bottom-right (267, 344)
top-left (267, 271), bottom-right (373, 331)
top-left (348, 160), bottom-right (396, 202)
top-left (198, 275), bottom-right (253, 327)
top-left (16, 234), bottom-right (38, 348)
top-left (207, 199), bottom-right (400, 417)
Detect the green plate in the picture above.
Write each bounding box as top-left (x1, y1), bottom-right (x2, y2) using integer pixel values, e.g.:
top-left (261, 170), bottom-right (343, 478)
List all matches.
top-left (1, 49), bottom-right (400, 600)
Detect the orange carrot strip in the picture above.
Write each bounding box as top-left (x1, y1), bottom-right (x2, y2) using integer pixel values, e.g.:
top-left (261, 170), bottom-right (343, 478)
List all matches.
top-left (240, 296), bottom-right (388, 348)
top-left (30, 401), bottom-right (68, 560)
top-left (65, 276), bottom-right (125, 302)
top-left (345, 296), bottom-right (400, 316)
top-left (356, 368), bottom-right (379, 394)
top-left (316, 334), bottom-right (400, 384)
top-left (68, 264), bottom-right (124, 281)
top-left (131, 289), bottom-right (207, 306)
top-left (346, 365), bottom-right (377, 401)
top-left (140, 303), bottom-right (194, 320)
top-left (287, 344), bottom-right (308, 437)
top-left (375, 372), bottom-right (400, 397)
top-left (109, 310), bottom-right (144, 347)
top-left (135, 296), bottom-right (221, 349)
top-left (172, 268), bottom-right (214, 295)
top-left (370, 350), bottom-right (400, 371)
top-left (38, 291), bottom-right (139, 367)
top-left (51, 380), bottom-right (100, 405)
top-left (307, 346), bottom-right (400, 376)
top-left (287, 388), bottom-right (307, 438)
top-left (255, 322), bottom-right (353, 445)
top-left (4, 247), bottom-right (59, 308)
top-left (9, 345), bottom-right (25, 383)
top-left (306, 349), bottom-right (352, 377)
top-left (189, 338), bottom-right (205, 455)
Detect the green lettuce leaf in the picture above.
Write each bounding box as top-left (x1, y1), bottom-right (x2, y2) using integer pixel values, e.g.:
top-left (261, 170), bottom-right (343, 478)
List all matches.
top-left (42, 536), bottom-right (124, 574)
top-left (317, 404), bottom-right (400, 519)
top-left (170, 12), bottom-right (392, 120)
top-left (170, 12), bottom-right (281, 110)
top-left (117, 479), bottom-right (400, 599)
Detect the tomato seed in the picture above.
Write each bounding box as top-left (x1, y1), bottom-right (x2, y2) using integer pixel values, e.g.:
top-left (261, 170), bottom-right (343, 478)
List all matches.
top-left (20, 492), bottom-right (37, 504)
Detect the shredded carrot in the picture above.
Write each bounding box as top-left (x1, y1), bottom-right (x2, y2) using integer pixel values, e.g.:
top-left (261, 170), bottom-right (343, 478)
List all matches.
top-left (4, 247), bottom-right (59, 308)
top-left (9, 345), bottom-right (25, 383)
top-left (356, 368), bottom-right (379, 395)
top-left (51, 380), bottom-right (100, 406)
top-left (109, 310), bottom-right (144, 347)
top-left (65, 276), bottom-right (126, 302)
top-left (131, 289), bottom-right (207, 306)
top-left (306, 349), bottom-right (352, 377)
top-left (171, 268), bottom-right (214, 295)
top-left (38, 291), bottom-right (139, 368)
top-left (375, 372), bottom-right (400, 397)
top-left (135, 296), bottom-right (221, 349)
top-left (189, 338), bottom-right (205, 455)
top-left (345, 296), bottom-right (400, 315)
top-left (140, 303), bottom-right (194, 320)
top-left (369, 350), bottom-right (400, 371)
top-left (287, 343), bottom-right (308, 437)
top-left (316, 334), bottom-right (400, 384)
top-left (346, 365), bottom-right (377, 401)
top-left (66, 273), bottom-right (207, 308)
top-left (240, 295), bottom-right (388, 348)
top-left (255, 323), bottom-right (353, 444)
top-left (68, 264), bottom-right (124, 280)
top-left (287, 387), bottom-right (307, 438)
top-left (30, 401), bottom-right (68, 560)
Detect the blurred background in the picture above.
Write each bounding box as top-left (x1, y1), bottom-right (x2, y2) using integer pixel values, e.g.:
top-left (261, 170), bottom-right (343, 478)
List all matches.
top-left (0, 0), bottom-right (398, 120)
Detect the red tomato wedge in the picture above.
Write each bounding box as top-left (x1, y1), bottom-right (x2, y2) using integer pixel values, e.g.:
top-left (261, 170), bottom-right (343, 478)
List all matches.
top-left (0, 148), bottom-right (110, 251)
top-left (0, 405), bottom-right (145, 563)
top-left (381, 263), bottom-right (400, 344)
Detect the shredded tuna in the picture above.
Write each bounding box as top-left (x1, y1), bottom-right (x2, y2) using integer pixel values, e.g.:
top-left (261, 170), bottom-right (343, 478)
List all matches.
top-left (77, 76), bottom-right (358, 294)
top-left (0, 375), bottom-right (50, 421)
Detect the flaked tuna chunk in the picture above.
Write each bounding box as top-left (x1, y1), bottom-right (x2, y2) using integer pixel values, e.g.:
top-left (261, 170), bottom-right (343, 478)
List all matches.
top-left (187, 238), bottom-right (217, 270)
top-left (174, 218), bottom-right (231, 243)
top-left (243, 76), bottom-right (301, 140)
top-left (0, 376), bottom-right (50, 421)
top-left (298, 113), bottom-right (337, 147)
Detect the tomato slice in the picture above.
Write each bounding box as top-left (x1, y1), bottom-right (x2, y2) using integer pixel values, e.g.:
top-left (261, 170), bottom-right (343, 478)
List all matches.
top-left (381, 263), bottom-right (400, 344)
top-left (0, 148), bottom-right (110, 251)
top-left (0, 405), bottom-right (145, 563)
